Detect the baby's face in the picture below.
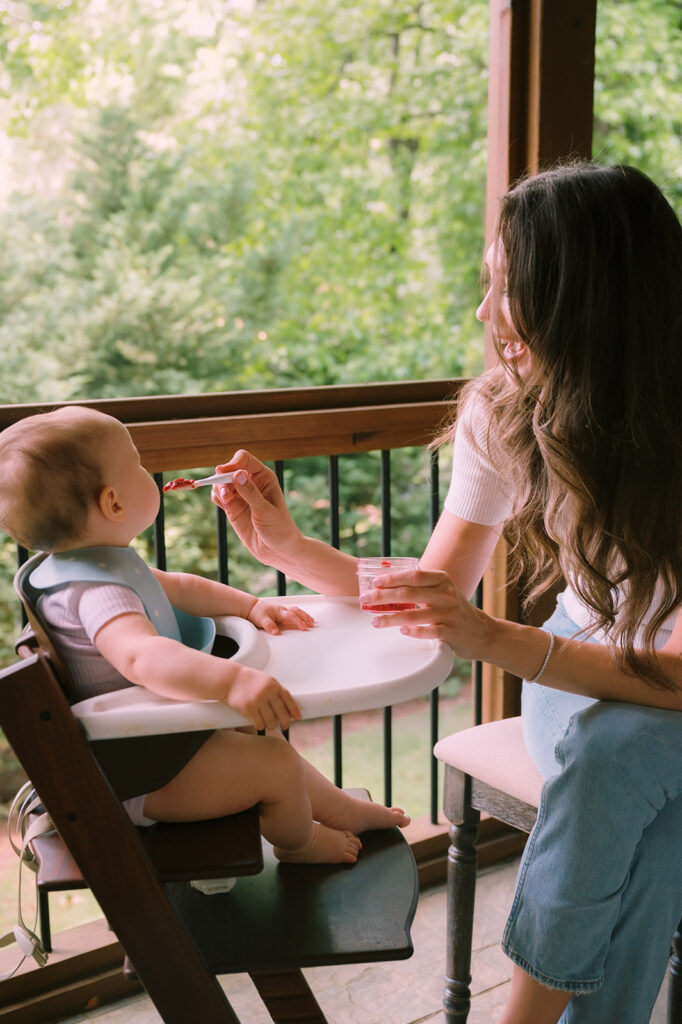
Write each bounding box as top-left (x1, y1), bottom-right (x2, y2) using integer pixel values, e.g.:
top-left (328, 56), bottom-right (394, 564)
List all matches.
top-left (98, 417), bottom-right (160, 538)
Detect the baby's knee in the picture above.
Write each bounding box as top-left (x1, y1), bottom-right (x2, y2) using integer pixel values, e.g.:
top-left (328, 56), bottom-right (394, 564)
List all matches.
top-left (260, 734), bottom-right (304, 783)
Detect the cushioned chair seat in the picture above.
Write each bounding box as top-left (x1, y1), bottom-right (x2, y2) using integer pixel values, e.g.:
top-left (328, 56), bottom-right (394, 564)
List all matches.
top-left (434, 717), bottom-right (544, 808)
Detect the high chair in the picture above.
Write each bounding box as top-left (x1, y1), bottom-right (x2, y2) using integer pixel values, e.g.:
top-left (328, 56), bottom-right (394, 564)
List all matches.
top-left (434, 716), bottom-right (682, 1024)
top-left (0, 555), bottom-right (419, 1024)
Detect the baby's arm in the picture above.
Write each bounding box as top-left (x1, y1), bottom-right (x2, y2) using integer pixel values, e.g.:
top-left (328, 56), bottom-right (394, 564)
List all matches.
top-left (94, 612), bottom-right (301, 730)
top-left (151, 568), bottom-right (314, 634)
top-left (152, 568), bottom-right (258, 620)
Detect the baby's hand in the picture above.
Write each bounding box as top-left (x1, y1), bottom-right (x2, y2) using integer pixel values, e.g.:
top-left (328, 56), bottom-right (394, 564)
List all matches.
top-left (248, 599), bottom-right (315, 636)
top-left (227, 665), bottom-right (301, 731)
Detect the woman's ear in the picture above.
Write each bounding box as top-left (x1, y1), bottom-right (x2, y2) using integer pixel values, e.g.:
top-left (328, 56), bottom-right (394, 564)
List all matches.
top-left (507, 340), bottom-right (527, 358)
top-left (97, 485), bottom-right (125, 522)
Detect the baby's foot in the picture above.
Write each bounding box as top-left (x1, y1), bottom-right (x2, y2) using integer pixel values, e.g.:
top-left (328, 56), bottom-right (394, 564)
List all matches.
top-left (322, 798), bottom-right (411, 836)
top-left (274, 822), bottom-right (362, 865)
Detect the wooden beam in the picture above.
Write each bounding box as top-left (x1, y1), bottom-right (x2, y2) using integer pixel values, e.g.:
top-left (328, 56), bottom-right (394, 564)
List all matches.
top-left (525, 0), bottom-right (597, 174)
top-left (485, 0), bottom-right (597, 267)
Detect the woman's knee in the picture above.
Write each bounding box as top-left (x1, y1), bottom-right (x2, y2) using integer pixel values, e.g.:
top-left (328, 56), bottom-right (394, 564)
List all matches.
top-left (558, 703), bottom-right (645, 769)
top-left (558, 701), bottom-right (682, 783)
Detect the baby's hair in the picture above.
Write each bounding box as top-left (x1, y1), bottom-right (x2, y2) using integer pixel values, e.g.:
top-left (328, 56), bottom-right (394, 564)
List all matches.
top-left (0, 407), bottom-right (116, 551)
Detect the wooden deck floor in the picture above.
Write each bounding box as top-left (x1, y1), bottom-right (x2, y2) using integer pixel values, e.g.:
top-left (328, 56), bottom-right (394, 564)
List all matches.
top-left (56, 854), bottom-right (670, 1024)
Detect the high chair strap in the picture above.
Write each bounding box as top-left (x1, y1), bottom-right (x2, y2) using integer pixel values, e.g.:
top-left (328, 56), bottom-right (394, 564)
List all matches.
top-left (0, 788), bottom-right (53, 979)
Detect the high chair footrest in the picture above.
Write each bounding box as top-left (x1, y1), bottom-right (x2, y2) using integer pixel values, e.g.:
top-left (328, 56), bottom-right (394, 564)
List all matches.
top-left (167, 825), bottom-right (418, 974)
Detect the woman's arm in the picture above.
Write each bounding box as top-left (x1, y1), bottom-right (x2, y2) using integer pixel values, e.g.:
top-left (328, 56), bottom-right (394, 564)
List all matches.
top-left (368, 567), bottom-right (682, 711)
top-left (481, 612), bottom-right (682, 710)
top-left (420, 510), bottom-right (503, 599)
top-left (210, 450), bottom-right (360, 594)
top-left (210, 453), bottom-right (506, 596)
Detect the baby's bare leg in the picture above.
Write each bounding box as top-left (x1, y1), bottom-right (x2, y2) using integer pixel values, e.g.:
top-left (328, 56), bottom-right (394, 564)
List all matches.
top-left (143, 731), bottom-right (360, 864)
top-left (498, 965), bottom-right (572, 1024)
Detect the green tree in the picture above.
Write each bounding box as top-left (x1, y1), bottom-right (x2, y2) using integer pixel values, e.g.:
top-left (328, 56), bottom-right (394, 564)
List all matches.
top-left (0, 0), bottom-right (490, 403)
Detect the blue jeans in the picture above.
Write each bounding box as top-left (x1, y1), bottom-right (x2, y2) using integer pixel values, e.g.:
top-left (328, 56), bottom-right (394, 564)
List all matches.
top-left (502, 595), bottom-right (682, 1023)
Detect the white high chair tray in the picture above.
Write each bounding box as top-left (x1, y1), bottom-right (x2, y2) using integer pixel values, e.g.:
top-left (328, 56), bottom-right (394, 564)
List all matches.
top-left (71, 595), bottom-right (454, 739)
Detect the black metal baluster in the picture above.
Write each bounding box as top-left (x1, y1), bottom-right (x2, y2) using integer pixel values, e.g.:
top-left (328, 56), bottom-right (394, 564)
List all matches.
top-left (329, 455), bottom-right (340, 548)
top-left (380, 450), bottom-right (391, 557)
top-left (216, 506), bottom-right (229, 585)
top-left (429, 450), bottom-right (440, 822)
top-left (328, 455), bottom-right (343, 788)
top-left (380, 450), bottom-right (392, 807)
top-left (153, 474), bottom-right (167, 570)
top-left (17, 545), bottom-right (29, 628)
top-left (274, 461), bottom-right (286, 597)
top-left (473, 581), bottom-right (483, 726)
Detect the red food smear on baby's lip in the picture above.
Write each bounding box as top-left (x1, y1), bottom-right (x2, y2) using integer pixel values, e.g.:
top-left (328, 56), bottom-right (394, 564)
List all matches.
top-left (163, 477), bottom-right (196, 492)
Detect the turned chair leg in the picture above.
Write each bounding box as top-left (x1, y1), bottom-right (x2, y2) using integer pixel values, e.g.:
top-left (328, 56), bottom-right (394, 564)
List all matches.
top-left (669, 920), bottom-right (682, 1024)
top-left (443, 807), bottom-right (480, 1024)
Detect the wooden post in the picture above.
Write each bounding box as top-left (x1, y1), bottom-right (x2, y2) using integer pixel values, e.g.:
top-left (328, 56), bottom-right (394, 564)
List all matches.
top-left (480, 0), bottom-right (597, 721)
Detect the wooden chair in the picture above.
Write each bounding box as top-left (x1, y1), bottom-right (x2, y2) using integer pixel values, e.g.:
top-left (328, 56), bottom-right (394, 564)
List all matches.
top-left (0, 580), bottom-right (418, 1023)
top-left (434, 716), bottom-right (682, 1024)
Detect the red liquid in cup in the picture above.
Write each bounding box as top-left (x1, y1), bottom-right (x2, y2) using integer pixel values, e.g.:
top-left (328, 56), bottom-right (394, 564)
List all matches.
top-left (360, 601), bottom-right (417, 612)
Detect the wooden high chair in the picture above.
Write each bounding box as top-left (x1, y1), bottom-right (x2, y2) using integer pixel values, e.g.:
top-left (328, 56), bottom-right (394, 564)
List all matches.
top-left (0, 558), bottom-right (419, 1024)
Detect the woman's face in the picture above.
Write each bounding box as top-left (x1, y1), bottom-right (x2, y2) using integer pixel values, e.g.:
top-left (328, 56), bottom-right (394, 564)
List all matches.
top-left (476, 242), bottom-right (535, 380)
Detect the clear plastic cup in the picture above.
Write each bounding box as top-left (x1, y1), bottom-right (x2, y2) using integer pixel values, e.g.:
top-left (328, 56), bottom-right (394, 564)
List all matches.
top-left (356, 557), bottom-right (419, 613)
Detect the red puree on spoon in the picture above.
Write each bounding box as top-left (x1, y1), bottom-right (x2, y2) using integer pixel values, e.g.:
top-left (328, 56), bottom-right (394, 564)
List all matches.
top-left (163, 477), bottom-right (196, 492)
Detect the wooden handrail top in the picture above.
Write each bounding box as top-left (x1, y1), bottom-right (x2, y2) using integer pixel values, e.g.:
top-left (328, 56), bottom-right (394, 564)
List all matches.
top-left (0, 379), bottom-right (465, 471)
top-left (0, 379), bottom-right (464, 426)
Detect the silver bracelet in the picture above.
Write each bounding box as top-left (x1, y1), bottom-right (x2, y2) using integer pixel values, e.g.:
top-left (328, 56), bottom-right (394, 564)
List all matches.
top-left (529, 629), bottom-right (555, 684)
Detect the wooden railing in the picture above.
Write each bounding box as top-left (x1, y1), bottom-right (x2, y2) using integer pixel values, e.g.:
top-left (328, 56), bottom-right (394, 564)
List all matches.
top-left (0, 379), bottom-right (462, 468)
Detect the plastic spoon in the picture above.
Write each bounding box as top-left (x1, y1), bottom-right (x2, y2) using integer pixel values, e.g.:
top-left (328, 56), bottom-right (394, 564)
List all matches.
top-left (163, 472), bottom-right (235, 493)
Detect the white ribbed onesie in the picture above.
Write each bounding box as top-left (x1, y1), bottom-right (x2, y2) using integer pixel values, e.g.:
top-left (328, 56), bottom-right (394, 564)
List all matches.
top-left (39, 582), bottom-right (156, 826)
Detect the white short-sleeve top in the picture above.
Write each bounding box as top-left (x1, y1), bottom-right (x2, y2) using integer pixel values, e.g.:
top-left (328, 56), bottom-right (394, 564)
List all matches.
top-left (444, 397), bottom-right (514, 526)
top-left (442, 398), bottom-right (677, 647)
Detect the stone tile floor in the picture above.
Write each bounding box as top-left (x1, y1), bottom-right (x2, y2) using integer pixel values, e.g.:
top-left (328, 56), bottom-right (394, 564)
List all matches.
top-left (58, 854), bottom-right (670, 1024)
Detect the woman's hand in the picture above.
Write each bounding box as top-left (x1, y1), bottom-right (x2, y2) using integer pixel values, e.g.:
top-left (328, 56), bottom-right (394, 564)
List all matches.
top-left (211, 449), bottom-right (359, 594)
top-left (248, 599), bottom-right (315, 636)
top-left (366, 566), bottom-right (492, 662)
top-left (226, 664), bottom-right (302, 731)
top-left (211, 450), bottom-right (303, 567)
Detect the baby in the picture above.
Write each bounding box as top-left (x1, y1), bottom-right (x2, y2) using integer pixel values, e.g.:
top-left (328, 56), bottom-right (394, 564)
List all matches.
top-left (0, 406), bottom-right (410, 863)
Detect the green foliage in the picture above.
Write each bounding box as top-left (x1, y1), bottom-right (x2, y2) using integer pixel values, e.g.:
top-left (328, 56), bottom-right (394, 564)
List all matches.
top-left (0, 0), bottom-right (490, 405)
top-left (593, 0), bottom-right (682, 215)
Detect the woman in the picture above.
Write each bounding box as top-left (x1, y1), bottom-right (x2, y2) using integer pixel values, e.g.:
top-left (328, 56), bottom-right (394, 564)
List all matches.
top-left (212, 163), bottom-right (682, 1023)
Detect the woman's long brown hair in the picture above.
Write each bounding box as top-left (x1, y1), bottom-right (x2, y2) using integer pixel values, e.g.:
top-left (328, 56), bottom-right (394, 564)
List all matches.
top-left (441, 163), bottom-right (682, 688)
